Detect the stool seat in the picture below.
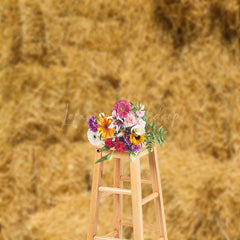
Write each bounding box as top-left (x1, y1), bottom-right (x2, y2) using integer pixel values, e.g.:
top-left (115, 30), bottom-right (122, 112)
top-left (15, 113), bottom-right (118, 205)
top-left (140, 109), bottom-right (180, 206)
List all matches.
top-left (96, 144), bottom-right (150, 160)
top-left (87, 145), bottom-right (168, 240)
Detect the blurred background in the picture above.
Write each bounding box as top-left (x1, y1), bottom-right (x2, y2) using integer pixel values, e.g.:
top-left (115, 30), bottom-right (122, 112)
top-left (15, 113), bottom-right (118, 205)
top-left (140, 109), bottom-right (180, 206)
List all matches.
top-left (0, 0), bottom-right (240, 239)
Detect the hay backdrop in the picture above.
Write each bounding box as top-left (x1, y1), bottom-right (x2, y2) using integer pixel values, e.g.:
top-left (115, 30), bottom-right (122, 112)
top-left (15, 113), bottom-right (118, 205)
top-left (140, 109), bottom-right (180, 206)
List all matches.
top-left (0, 0), bottom-right (240, 239)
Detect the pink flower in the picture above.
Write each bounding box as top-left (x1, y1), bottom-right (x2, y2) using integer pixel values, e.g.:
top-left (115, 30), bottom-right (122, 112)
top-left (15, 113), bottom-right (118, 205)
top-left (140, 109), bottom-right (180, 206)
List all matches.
top-left (136, 110), bottom-right (145, 117)
top-left (137, 118), bottom-right (146, 127)
top-left (113, 100), bottom-right (132, 119)
top-left (125, 112), bottom-right (137, 127)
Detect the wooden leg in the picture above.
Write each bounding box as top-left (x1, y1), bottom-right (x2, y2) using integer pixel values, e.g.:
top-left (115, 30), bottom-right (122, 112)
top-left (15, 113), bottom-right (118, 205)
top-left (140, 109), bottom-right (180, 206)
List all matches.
top-left (130, 156), bottom-right (144, 240)
top-left (149, 146), bottom-right (168, 240)
top-left (113, 158), bottom-right (123, 238)
top-left (87, 151), bottom-right (104, 240)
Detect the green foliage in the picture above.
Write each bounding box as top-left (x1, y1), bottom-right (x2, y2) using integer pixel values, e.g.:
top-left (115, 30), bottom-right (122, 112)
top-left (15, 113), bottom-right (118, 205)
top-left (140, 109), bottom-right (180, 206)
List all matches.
top-left (95, 151), bottom-right (113, 163)
top-left (143, 111), bottom-right (149, 131)
top-left (145, 131), bottom-right (155, 154)
top-left (98, 145), bottom-right (110, 152)
top-left (95, 114), bottom-right (99, 120)
top-left (145, 119), bottom-right (167, 154)
top-left (130, 102), bottom-right (139, 114)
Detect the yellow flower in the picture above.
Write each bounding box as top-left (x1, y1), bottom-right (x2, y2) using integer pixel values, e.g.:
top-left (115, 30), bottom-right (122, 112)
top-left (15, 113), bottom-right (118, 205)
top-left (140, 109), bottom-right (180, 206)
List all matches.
top-left (97, 117), bottom-right (115, 139)
top-left (130, 133), bottom-right (146, 145)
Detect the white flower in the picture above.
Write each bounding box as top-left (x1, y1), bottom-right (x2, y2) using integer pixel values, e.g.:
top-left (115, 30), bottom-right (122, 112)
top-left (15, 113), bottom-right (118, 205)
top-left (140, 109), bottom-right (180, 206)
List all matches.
top-left (112, 110), bottom-right (117, 117)
top-left (99, 112), bottom-right (105, 117)
top-left (131, 125), bottom-right (145, 135)
top-left (116, 131), bottom-right (125, 137)
top-left (109, 110), bottom-right (124, 132)
top-left (87, 129), bottom-right (102, 146)
top-left (108, 121), bottom-right (115, 129)
top-left (137, 118), bottom-right (146, 127)
top-left (108, 111), bottom-right (116, 128)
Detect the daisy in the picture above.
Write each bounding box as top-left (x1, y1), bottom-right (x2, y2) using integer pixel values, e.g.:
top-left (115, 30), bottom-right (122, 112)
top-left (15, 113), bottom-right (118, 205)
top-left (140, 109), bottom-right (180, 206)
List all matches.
top-left (113, 100), bottom-right (132, 119)
top-left (97, 116), bottom-right (115, 138)
top-left (87, 129), bottom-right (102, 146)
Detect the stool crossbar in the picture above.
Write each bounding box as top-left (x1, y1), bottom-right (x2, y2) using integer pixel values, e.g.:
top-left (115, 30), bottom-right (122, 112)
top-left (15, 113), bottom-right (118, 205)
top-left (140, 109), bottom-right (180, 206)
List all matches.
top-left (87, 145), bottom-right (168, 240)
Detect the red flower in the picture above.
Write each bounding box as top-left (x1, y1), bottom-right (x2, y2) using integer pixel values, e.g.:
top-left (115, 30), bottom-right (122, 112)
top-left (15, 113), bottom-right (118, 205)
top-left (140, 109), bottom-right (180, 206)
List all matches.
top-left (115, 141), bottom-right (125, 152)
top-left (105, 138), bottom-right (115, 148)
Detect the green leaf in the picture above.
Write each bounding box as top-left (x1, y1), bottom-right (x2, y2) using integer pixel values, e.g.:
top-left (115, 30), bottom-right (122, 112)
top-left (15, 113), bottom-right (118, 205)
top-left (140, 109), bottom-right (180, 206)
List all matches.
top-left (142, 110), bottom-right (147, 120)
top-left (153, 122), bottom-right (157, 132)
top-left (131, 105), bottom-right (138, 114)
top-left (129, 151), bottom-right (138, 163)
top-left (155, 135), bottom-right (161, 146)
top-left (147, 144), bottom-right (153, 154)
top-left (156, 140), bottom-right (162, 147)
top-left (150, 120), bottom-right (154, 128)
top-left (145, 122), bottom-right (149, 132)
top-left (98, 145), bottom-right (110, 152)
top-left (158, 126), bottom-right (163, 133)
top-left (95, 152), bottom-right (113, 163)
top-left (136, 101), bottom-right (140, 110)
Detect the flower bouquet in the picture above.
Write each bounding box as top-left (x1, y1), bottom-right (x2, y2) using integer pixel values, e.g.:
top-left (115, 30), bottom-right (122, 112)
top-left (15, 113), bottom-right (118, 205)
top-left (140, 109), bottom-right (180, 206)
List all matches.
top-left (87, 100), bottom-right (167, 163)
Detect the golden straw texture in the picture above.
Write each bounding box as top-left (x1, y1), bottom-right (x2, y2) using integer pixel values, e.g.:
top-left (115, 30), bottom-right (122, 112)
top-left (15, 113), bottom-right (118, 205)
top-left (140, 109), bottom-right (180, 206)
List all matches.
top-left (0, 0), bottom-right (240, 239)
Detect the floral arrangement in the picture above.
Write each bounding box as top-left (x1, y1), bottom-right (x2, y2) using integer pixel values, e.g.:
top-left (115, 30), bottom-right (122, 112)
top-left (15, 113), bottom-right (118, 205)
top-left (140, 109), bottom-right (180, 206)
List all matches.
top-left (87, 100), bottom-right (167, 163)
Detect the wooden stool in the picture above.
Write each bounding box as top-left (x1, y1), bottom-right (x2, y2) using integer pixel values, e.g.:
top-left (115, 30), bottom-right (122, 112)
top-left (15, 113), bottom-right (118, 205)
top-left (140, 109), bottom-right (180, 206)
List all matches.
top-left (87, 145), bottom-right (168, 240)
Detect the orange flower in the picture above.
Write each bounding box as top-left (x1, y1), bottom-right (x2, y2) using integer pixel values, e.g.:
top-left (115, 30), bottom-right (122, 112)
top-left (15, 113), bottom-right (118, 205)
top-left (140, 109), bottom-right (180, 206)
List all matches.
top-left (97, 117), bottom-right (115, 139)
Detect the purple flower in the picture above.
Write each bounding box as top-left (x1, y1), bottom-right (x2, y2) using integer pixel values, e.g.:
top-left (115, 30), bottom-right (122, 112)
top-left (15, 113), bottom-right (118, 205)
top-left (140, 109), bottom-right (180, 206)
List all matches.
top-left (132, 144), bottom-right (141, 153)
top-left (124, 145), bottom-right (130, 152)
top-left (125, 135), bottom-right (131, 146)
top-left (88, 115), bottom-right (99, 132)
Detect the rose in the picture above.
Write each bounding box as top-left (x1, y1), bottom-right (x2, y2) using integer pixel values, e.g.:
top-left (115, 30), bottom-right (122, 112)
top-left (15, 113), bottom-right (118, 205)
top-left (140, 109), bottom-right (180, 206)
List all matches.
top-left (125, 112), bottom-right (137, 127)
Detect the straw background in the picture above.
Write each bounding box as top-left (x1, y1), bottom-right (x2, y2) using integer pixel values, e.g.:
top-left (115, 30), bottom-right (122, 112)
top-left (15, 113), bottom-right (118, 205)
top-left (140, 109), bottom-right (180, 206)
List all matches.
top-left (0, 0), bottom-right (240, 239)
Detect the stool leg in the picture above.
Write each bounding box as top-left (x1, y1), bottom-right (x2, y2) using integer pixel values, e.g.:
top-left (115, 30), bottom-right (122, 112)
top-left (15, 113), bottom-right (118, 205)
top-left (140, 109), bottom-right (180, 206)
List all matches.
top-left (149, 146), bottom-right (168, 240)
top-left (87, 151), bottom-right (104, 240)
top-left (113, 158), bottom-right (123, 238)
top-left (130, 156), bottom-right (144, 240)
